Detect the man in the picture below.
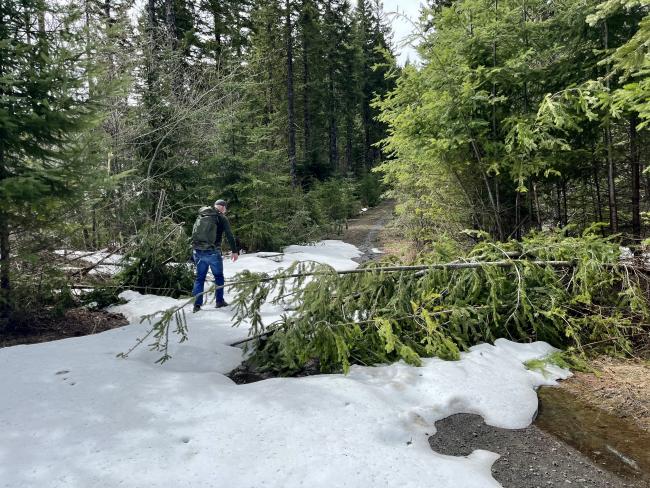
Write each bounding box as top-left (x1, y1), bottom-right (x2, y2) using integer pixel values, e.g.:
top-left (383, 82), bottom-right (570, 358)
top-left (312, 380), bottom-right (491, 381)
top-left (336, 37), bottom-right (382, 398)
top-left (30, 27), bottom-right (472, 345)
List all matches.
top-left (191, 199), bottom-right (239, 312)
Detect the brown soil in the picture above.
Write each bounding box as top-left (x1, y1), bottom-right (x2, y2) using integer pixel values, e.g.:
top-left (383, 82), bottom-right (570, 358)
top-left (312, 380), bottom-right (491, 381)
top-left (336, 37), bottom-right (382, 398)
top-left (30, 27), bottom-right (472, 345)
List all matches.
top-left (332, 200), bottom-right (397, 262)
top-left (1, 307), bottom-right (128, 348)
top-left (558, 355), bottom-right (650, 432)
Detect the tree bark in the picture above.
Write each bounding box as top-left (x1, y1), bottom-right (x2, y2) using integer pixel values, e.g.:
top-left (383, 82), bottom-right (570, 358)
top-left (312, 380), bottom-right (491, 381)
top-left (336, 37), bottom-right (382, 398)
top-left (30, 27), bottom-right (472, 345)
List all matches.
top-left (515, 190), bottom-right (521, 240)
top-left (603, 21), bottom-right (618, 233)
top-left (344, 112), bottom-right (353, 174)
top-left (148, 0), bottom-right (156, 27)
top-left (556, 182), bottom-right (563, 226)
top-left (0, 3), bottom-right (10, 318)
top-left (532, 181), bottom-right (542, 230)
top-left (165, 0), bottom-right (177, 46)
top-left (492, 0), bottom-right (498, 137)
top-left (286, 0), bottom-right (298, 187)
top-left (301, 3), bottom-right (311, 166)
top-left (562, 178), bottom-right (568, 227)
top-left (362, 97), bottom-right (371, 168)
top-left (593, 154), bottom-right (604, 223)
top-left (328, 66), bottom-right (338, 171)
top-left (0, 156), bottom-right (10, 318)
top-left (210, 1), bottom-right (223, 60)
top-left (630, 113), bottom-right (641, 239)
top-left (605, 125), bottom-right (618, 233)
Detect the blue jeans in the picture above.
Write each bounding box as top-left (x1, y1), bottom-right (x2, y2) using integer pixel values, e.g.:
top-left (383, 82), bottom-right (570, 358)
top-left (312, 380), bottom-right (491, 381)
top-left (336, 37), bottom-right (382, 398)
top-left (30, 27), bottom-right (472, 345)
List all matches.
top-left (192, 249), bottom-right (225, 306)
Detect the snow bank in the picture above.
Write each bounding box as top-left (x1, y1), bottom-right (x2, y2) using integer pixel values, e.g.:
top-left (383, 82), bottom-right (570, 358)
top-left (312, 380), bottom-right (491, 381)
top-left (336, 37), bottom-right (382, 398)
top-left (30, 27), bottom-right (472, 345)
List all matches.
top-left (1, 241), bottom-right (569, 488)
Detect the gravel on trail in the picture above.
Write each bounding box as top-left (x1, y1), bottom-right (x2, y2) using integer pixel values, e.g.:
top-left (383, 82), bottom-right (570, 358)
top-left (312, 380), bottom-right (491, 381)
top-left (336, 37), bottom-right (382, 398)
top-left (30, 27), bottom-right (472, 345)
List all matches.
top-left (429, 413), bottom-right (648, 488)
top-left (333, 199), bottom-right (395, 263)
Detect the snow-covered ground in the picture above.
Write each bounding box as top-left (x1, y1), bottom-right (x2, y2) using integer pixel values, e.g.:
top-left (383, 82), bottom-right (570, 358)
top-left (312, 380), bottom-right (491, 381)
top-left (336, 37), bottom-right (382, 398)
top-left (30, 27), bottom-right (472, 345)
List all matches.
top-left (54, 249), bottom-right (128, 276)
top-left (1, 241), bottom-right (570, 488)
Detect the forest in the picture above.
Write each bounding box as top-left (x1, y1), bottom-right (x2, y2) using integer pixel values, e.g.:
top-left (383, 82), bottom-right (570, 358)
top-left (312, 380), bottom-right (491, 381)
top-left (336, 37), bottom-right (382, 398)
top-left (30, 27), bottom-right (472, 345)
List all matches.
top-left (1, 0), bottom-right (649, 364)
top-left (1, 0), bottom-right (394, 321)
top-left (2, 1), bottom-right (650, 486)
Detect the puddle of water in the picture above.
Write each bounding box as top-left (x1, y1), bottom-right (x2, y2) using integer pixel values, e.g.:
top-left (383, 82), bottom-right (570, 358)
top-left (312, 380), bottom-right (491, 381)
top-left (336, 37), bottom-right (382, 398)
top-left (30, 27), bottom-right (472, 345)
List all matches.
top-left (535, 386), bottom-right (650, 484)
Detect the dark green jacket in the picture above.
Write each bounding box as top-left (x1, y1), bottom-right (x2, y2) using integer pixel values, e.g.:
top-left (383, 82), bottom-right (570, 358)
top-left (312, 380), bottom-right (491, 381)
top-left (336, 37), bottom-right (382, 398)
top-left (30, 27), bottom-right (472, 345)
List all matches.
top-left (191, 206), bottom-right (238, 253)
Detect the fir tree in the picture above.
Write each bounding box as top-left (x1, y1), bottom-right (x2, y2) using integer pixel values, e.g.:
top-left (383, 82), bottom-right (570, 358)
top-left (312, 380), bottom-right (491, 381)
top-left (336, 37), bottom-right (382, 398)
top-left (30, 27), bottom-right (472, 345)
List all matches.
top-left (0, 0), bottom-right (100, 317)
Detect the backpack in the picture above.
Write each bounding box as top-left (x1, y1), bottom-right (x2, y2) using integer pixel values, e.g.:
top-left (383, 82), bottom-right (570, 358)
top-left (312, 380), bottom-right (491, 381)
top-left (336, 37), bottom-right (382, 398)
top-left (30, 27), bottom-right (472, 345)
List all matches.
top-left (191, 206), bottom-right (219, 250)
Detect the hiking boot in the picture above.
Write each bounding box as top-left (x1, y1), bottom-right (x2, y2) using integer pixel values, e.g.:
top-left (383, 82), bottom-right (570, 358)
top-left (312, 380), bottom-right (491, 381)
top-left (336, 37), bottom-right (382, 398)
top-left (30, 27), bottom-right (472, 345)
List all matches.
top-left (215, 300), bottom-right (229, 309)
top-left (192, 304), bottom-right (201, 313)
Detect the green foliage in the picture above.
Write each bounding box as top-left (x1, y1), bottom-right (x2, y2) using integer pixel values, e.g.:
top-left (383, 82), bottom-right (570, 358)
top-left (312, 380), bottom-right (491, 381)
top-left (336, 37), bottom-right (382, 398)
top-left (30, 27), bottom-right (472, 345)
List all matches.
top-left (79, 287), bottom-right (127, 310)
top-left (357, 172), bottom-right (384, 207)
top-left (229, 230), bottom-right (647, 374)
top-left (306, 178), bottom-right (361, 232)
top-left (118, 219), bottom-right (194, 297)
top-left (375, 0), bottom-right (649, 239)
top-left (525, 350), bottom-right (591, 374)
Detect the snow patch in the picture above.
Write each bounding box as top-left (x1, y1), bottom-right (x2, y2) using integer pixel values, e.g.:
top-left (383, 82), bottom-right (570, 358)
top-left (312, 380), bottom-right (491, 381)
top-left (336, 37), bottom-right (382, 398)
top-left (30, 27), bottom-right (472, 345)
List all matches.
top-left (1, 240), bottom-right (569, 488)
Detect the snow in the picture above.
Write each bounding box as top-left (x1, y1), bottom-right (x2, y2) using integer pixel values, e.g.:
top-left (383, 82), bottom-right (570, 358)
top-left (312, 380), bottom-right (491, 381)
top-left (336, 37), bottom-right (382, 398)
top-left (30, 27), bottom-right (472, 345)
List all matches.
top-left (619, 246), bottom-right (633, 260)
top-left (54, 249), bottom-right (127, 276)
top-left (1, 240), bottom-right (570, 488)
top-left (371, 247), bottom-right (384, 254)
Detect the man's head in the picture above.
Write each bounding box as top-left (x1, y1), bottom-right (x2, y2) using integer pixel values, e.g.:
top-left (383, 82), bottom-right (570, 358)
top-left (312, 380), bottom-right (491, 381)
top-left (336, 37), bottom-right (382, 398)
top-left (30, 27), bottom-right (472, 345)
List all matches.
top-left (214, 199), bottom-right (227, 214)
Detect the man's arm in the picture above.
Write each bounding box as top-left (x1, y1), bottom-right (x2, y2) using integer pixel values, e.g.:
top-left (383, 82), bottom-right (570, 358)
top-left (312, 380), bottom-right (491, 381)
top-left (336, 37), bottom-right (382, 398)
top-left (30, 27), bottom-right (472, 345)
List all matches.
top-left (220, 215), bottom-right (239, 257)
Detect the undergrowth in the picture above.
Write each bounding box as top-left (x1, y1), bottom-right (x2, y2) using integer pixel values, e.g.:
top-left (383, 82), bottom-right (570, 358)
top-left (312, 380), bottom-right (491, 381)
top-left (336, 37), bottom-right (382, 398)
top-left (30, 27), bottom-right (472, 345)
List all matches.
top-left (118, 219), bottom-right (194, 298)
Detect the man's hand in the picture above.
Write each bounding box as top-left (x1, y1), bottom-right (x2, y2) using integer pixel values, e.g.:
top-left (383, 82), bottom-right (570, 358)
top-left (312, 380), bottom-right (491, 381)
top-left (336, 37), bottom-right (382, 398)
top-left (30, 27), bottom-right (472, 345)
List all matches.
top-left (231, 253), bottom-right (239, 262)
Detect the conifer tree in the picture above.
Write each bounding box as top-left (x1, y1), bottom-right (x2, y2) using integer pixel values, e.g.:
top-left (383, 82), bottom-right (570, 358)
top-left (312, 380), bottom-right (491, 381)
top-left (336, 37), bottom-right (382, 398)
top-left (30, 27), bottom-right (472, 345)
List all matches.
top-left (0, 0), bottom-right (99, 316)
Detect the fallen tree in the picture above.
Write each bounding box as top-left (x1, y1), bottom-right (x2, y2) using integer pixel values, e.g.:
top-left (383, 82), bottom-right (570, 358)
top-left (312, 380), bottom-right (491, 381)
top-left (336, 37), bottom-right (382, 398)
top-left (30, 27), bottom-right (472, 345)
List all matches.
top-left (119, 229), bottom-right (649, 371)
top-left (226, 230), bottom-right (649, 374)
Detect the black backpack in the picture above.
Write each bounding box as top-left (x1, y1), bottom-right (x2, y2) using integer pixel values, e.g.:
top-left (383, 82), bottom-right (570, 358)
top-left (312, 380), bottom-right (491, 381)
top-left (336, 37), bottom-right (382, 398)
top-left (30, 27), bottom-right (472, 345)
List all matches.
top-left (191, 206), bottom-right (219, 250)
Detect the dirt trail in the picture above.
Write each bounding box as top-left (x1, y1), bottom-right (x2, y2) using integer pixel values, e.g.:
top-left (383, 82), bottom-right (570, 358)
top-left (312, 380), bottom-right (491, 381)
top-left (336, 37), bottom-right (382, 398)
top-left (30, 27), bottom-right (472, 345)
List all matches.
top-left (333, 199), bottom-right (396, 263)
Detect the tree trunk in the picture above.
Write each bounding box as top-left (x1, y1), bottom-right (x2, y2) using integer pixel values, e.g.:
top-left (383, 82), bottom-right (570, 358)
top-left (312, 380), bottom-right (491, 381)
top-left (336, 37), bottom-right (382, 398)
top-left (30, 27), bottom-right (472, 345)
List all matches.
top-left (562, 178), bottom-right (569, 225)
top-left (0, 153), bottom-right (9, 318)
top-left (362, 99), bottom-right (371, 169)
top-left (328, 67), bottom-right (338, 171)
top-left (603, 21), bottom-right (618, 233)
top-left (491, 0), bottom-right (498, 137)
top-left (148, 0), bottom-right (156, 27)
top-left (605, 125), bottom-right (618, 233)
top-left (494, 177), bottom-right (503, 239)
top-left (515, 190), bottom-right (521, 240)
top-left (165, 0), bottom-right (177, 46)
top-left (630, 113), bottom-right (641, 239)
top-left (103, 0), bottom-right (111, 20)
top-left (211, 1), bottom-right (223, 60)
top-left (285, 0), bottom-right (298, 187)
top-left (146, 0), bottom-right (157, 95)
top-left (301, 5), bottom-right (311, 166)
top-left (92, 206), bottom-right (98, 250)
top-left (532, 181), bottom-right (541, 230)
top-left (593, 156), bottom-right (604, 223)
top-left (556, 182), bottom-right (563, 226)
top-left (0, 6), bottom-right (9, 318)
top-left (344, 112), bottom-right (353, 174)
